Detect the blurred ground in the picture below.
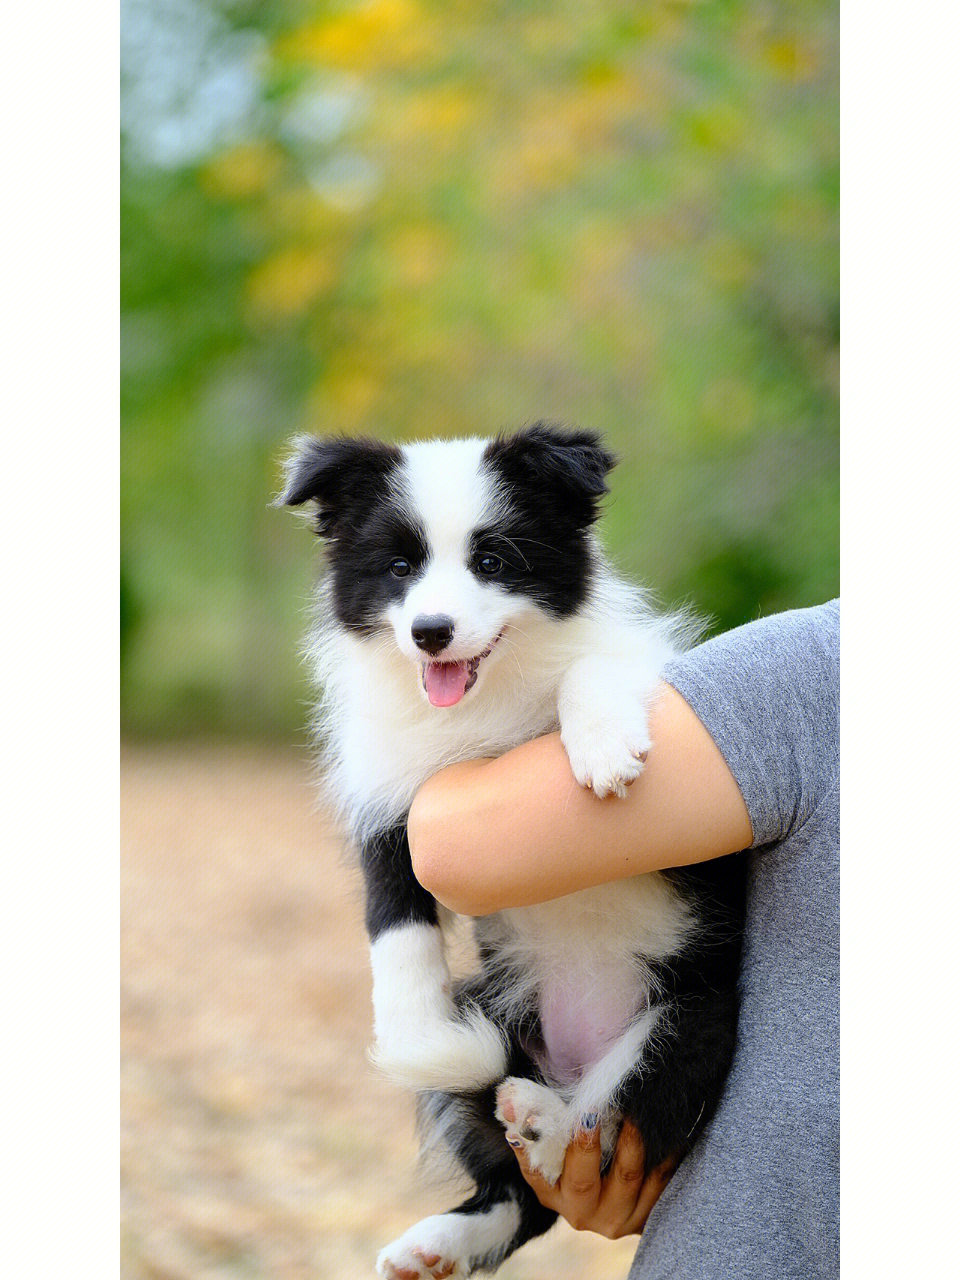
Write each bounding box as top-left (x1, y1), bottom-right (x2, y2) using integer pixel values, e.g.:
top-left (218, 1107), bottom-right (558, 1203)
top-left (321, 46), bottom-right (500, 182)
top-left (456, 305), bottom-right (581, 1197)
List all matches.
top-left (121, 744), bottom-right (639, 1280)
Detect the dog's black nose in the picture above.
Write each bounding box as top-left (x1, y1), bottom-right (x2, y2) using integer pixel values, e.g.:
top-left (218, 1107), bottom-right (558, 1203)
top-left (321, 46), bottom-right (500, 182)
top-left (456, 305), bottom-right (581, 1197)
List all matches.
top-left (411, 614), bottom-right (455, 655)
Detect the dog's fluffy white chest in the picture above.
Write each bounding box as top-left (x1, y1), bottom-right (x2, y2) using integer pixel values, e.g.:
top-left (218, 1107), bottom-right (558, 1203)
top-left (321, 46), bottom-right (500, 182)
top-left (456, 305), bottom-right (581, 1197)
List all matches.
top-left (317, 619), bottom-right (568, 835)
top-left (479, 875), bottom-right (695, 1082)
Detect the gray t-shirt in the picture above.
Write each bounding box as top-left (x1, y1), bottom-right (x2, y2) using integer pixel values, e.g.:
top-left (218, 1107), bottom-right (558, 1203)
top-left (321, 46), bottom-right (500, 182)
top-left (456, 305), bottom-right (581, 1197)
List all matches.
top-left (630, 600), bottom-right (839, 1280)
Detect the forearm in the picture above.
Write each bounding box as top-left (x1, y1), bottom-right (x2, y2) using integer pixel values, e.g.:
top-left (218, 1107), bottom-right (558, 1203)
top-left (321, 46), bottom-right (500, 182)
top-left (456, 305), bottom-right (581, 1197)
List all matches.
top-left (407, 683), bottom-right (753, 915)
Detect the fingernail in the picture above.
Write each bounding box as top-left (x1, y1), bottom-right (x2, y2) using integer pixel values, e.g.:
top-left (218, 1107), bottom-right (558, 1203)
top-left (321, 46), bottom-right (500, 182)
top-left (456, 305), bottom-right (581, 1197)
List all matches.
top-left (506, 1136), bottom-right (523, 1149)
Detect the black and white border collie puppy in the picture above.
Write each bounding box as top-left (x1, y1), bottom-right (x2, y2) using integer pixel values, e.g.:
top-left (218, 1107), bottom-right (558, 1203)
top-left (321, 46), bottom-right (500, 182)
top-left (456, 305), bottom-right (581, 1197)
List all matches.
top-left (278, 425), bottom-right (744, 1279)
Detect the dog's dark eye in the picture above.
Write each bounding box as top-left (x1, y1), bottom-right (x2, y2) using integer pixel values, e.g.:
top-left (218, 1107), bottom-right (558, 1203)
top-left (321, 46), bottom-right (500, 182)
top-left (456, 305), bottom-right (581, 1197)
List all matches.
top-left (476, 554), bottom-right (503, 576)
top-left (389, 558), bottom-right (412, 578)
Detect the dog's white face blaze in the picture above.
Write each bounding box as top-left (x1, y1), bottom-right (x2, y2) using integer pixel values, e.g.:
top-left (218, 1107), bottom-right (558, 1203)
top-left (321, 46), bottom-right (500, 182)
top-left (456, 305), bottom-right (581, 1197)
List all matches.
top-left (383, 438), bottom-right (542, 702)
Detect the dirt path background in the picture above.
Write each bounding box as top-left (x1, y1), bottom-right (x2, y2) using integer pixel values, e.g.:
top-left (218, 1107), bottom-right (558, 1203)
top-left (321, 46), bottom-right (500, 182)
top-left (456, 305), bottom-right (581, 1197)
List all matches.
top-left (122, 744), bottom-right (639, 1280)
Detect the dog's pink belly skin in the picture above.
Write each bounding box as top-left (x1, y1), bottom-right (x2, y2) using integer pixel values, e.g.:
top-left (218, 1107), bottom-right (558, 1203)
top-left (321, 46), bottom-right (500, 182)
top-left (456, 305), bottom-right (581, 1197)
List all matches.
top-left (539, 970), bottom-right (642, 1085)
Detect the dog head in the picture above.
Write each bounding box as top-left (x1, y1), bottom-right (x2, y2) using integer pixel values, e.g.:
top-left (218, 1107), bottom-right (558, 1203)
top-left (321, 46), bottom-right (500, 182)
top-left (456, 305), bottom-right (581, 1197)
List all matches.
top-left (278, 424), bottom-right (615, 706)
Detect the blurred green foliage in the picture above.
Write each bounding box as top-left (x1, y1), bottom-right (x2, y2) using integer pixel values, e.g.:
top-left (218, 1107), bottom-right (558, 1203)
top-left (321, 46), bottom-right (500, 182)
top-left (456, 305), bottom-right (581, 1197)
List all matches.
top-left (121, 0), bottom-right (838, 738)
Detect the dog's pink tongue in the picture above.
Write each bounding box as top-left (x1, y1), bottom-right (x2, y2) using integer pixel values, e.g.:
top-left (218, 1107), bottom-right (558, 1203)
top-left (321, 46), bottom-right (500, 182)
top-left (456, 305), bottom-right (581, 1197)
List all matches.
top-left (423, 661), bottom-right (471, 707)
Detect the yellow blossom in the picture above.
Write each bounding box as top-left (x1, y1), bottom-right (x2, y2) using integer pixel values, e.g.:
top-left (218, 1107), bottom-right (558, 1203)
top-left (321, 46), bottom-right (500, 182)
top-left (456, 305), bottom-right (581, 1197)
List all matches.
top-left (245, 247), bottom-right (335, 322)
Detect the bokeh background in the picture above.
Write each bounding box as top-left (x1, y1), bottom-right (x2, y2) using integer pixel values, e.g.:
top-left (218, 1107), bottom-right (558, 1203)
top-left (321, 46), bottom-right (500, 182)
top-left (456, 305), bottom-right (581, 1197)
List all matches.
top-left (121, 0), bottom-right (838, 740)
top-left (121, 2), bottom-right (837, 1277)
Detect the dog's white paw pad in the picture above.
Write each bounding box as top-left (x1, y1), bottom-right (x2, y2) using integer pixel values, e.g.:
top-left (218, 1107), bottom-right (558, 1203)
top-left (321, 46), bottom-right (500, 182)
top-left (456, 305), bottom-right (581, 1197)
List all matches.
top-left (377, 1205), bottom-right (520, 1280)
top-left (495, 1078), bottom-right (571, 1185)
top-left (562, 724), bottom-right (652, 799)
top-left (377, 1238), bottom-right (460, 1280)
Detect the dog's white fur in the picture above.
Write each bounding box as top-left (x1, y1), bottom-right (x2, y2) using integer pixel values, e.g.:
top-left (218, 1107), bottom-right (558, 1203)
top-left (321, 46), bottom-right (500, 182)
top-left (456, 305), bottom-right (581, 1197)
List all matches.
top-left (369, 924), bottom-right (509, 1092)
top-left (377, 1201), bottom-right (522, 1280)
top-left (302, 438), bottom-right (694, 1098)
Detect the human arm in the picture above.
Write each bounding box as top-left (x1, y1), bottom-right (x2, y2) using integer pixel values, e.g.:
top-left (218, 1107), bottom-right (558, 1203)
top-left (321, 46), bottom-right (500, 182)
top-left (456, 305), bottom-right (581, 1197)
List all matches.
top-left (407, 682), bottom-right (753, 916)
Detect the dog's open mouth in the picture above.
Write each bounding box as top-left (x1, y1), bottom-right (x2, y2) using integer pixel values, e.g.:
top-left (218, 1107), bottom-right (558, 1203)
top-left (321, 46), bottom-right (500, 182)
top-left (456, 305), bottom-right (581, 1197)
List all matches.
top-left (421, 629), bottom-right (505, 708)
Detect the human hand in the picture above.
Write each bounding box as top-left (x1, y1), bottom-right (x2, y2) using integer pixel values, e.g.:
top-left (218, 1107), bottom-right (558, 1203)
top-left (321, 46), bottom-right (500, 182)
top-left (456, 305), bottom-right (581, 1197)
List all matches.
top-left (508, 1118), bottom-right (676, 1238)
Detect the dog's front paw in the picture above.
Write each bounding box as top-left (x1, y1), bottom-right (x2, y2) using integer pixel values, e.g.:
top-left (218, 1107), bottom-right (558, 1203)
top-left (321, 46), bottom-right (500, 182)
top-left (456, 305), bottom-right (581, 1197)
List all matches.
top-left (560, 712), bottom-right (650, 800)
top-left (495, 1078), bottom-right (573, 1185)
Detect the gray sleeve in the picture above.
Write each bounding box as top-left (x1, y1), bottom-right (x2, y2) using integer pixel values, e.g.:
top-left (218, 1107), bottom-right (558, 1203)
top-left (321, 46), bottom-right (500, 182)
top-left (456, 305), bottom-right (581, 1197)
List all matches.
top-left (661, 600), bottom-right (839, 848)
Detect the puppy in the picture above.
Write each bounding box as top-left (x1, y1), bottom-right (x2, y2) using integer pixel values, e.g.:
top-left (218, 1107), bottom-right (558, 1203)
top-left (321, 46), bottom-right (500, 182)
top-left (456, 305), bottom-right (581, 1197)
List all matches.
top-left (279, 424), bottom-right (744, 1278)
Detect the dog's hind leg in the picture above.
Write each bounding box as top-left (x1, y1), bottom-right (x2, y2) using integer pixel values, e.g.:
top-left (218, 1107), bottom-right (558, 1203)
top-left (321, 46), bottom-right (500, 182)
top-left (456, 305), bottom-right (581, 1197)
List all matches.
top-left (615, 860), bottom-right (745, 1168)
top-left (494, 1006), bottom-right (663, 1184)
top-left (377, 1089), bottom-right (557, 1279)
top-left (376, 1193), bottom-right (547, 1280)
top-left (615, 979), bottom-right (741, 1171)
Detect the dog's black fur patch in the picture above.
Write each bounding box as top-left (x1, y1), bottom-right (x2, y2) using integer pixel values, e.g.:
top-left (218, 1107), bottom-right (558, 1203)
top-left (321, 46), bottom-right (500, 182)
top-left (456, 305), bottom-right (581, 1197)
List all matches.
top-left (481, 424), bottom-right (616, 617)
top-left (280, 437), bottom-right (431, 635)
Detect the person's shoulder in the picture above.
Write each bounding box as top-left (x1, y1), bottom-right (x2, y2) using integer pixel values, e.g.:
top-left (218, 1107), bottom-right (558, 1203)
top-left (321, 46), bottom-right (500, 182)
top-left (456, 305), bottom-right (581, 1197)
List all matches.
top-left (669, 599), bottom-right (838, 683)
top-left (769, 598), bottom-right (839, 646)
top-left (748, 598), bottom-right (839, 671)
top-left (663, 600), bottom-right (839, 846)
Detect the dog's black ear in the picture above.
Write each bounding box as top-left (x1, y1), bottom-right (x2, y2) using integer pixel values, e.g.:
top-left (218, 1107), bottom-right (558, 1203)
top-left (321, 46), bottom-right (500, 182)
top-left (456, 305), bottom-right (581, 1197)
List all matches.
top-left (485, 423), bottom-right (616, 523)
top-left (275, 435), bottom-right (402, 536)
